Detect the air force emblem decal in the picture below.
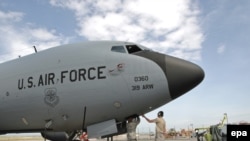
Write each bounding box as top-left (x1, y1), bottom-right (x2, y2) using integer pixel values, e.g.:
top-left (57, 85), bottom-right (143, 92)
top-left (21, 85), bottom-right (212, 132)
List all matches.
top-left (44, 88), bottom-right (59, 107)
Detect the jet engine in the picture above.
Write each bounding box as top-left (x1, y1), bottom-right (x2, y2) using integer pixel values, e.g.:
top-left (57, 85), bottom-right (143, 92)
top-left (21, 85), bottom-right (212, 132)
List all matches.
top-left (41, 131), bottom-right (68, 141)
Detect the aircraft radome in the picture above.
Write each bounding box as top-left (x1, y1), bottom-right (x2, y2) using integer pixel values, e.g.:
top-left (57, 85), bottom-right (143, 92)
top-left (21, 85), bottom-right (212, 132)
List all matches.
top-left (0, 41), bottom-right (204, 141)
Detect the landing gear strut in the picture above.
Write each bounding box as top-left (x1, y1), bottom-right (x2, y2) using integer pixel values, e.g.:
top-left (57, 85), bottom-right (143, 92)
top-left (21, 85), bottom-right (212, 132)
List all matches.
top-left (107, 136), bottom-right (113, 141)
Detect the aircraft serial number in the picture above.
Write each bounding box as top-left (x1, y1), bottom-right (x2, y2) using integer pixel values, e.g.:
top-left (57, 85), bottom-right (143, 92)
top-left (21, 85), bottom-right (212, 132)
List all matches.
top-left (132, 76), bottom-right (153, 91)
top-left (134, 76), bottom-right (148, 82)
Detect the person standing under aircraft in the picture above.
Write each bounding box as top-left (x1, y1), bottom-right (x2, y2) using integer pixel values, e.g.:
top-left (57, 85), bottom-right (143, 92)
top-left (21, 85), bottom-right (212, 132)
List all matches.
top-left (142, 111), bottom-right (166, 141)
top-left (79, 131), bottom-right (89, 141)
top-left (127, 115), bottom-right (140, 141)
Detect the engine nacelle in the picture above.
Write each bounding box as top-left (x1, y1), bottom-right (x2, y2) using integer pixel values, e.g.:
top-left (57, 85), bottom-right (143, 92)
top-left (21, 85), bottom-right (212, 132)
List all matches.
top-left (41, 131), bottom-right (68, 141)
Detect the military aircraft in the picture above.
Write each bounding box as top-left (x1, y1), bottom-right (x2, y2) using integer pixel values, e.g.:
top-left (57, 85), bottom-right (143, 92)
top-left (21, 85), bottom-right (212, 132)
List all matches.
top-left (0, 41), bottom-right (204, 141)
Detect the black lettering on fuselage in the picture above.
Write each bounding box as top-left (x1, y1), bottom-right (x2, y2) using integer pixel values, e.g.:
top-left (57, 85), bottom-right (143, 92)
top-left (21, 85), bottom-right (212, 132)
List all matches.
top-left (88, 67), bottom-right (96, 80)
top-left (38, 73), bottom-right (55, 86)
top-left (61, 70), bottom-right (68, 83)
top-left (18, 79), bottom-right (24, 90)
top-left (143, 84), bottom-right (154, 89)
top-left (61, 66), bottom-right (106, 82)
top-left (48, 73), bottom-right (55, 85)
top-left (27, 77), bottom-right (33, 88)
top-left (79, 68), bottom-right (86, 81)
top-left (98, 66), bottom-right (106, 79)
top-left (18, 66), bottom-right (107, 90)
top-left (69, 70), bottom-right (78, 82)
top-left (38, 74), bottom-right (44, 86)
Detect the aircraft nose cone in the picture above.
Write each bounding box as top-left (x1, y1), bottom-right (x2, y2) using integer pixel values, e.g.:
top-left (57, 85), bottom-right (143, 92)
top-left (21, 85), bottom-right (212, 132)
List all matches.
top-left (164, 55), bottom-right (205, 99)
top-left (133, 50), bottom-right (204, 99)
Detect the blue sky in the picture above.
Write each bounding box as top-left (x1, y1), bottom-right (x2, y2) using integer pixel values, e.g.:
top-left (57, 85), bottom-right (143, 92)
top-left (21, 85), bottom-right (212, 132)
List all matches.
top-left (0, 0), bottom-right (249, 133)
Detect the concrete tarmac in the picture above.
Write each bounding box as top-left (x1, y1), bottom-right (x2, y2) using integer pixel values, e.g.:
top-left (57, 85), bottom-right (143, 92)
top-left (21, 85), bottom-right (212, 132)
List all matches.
top-left (0, 136), bottom-right (44, 141)
top-left (0, 136), bottom-right (198, 141)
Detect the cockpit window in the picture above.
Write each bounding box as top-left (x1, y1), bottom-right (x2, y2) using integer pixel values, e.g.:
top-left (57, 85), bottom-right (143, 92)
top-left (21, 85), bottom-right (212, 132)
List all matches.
top-left (111, 46), bottom-right (126, 53)
top-left (126, 45), bottom-right (142, 54)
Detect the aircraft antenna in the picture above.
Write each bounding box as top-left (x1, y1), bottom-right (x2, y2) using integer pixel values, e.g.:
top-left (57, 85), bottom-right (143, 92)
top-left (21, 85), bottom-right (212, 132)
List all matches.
top-left (33, 46), bottom-right (37, 53)
top-left (82, 106), bottom-right (87, 131)
top-left (68, 107), bottom-right (87, 141)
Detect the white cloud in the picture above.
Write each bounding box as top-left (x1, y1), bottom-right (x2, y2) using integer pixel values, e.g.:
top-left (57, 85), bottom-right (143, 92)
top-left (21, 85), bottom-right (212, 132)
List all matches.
top-left (0, 10), bottom-right (69, 63)
top-left (0, 1), bottom-right (205, 62)
top-left (217, 44), bottom-right (226, 54)
top-left (0, 11), bottom-right (24, 23)
top-left (50, 0), bottom-right (204, 61)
